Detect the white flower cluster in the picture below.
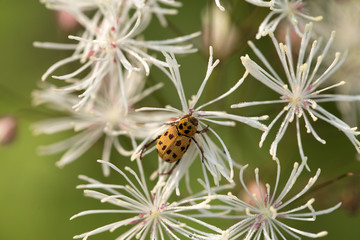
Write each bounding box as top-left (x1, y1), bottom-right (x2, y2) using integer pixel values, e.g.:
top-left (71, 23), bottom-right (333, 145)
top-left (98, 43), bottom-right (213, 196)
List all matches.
top-left (233, 23), bottom-right (360, 164)
top-left (245, 0), bottom-right (323, 39)
top-left (33, 0), bottom-right (360, 239)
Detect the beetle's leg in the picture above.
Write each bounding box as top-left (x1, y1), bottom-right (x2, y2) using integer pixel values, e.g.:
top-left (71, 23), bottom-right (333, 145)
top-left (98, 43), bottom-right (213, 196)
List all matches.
top-left (191, 137), bottom-right (205, 163)
top-left (159, 158), bottom-right (181, 175)
top-left (197, 125), bottom-right (209, 134)
top-left (140, 135), bottom-right (161, 160)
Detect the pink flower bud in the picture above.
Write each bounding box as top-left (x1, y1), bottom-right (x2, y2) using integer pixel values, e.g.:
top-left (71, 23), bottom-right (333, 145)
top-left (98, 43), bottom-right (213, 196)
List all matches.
top-left (55, 11), bottom-right (79, 32)
top-left (0, 116), bottom-right (17, 145)
top-left (241, 180), bottom-right (266, 206)
top-left (275, 22), bottom-right (303, 54)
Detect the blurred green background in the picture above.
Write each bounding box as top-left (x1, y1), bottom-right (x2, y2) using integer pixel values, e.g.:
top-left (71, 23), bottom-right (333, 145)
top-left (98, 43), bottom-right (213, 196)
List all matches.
top-left (1, 0), bottom-right (359, 239)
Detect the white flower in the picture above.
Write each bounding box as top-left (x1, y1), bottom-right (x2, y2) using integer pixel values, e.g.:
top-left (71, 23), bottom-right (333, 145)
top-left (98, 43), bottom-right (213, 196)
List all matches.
top-left (32, 70), bottom-right (168, 176)
top-left (232, 23), bottom-right (360, 164)
top-left (132, 46), bottom-right (268, 191)
top-left (244, 0), bottom-right (322, 39)
top-left (310, 0), bottom-right (360, 126)
top-left (140, 0), bottom-right (182, 26)
top-left (40, 0), bottom-right (182, 26)
top-left (203, 160), bottom-right (341, 239)
top-left (71, 160), bottom-right (222, 240)
top-left (35, 0), bottom-right (199, 110)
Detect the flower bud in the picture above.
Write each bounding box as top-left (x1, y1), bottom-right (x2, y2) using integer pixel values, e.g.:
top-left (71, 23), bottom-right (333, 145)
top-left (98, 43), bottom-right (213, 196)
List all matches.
top-left (275, 22), bottom-right (303, 54)
top-left (201, 4), bottom-right (239, 60)
top-left (240, 180), bottom-right (266, 206)
top-left (55, 10), bottom-right (79, 32)
top-left (0, 116), bottom-right (17, 145)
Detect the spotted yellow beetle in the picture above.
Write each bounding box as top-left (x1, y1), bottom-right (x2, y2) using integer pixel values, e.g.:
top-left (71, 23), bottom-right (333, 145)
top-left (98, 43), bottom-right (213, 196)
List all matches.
top-left (140, 113), bottom-right (208, 175)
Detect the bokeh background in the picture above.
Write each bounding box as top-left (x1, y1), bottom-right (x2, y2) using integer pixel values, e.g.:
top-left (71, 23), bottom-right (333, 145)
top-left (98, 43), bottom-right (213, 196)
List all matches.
top-left (1, 0), bottom-right (360, 239)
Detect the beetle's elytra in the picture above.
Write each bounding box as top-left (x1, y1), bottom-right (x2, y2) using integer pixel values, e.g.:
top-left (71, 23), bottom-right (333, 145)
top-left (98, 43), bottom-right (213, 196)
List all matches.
top-left (140, 115), bottom-right (207, 175)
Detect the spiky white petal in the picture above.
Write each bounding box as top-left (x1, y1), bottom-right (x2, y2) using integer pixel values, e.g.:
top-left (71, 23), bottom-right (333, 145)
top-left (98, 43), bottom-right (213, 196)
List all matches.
top-left (215, 0), bottom-right (225, 11)
top-left (202, 160), bottom-right (341, 239)
top-left (245, 0), bottom-right (322, 39)
top-left (233, 23), bottom-right (360, 163)
top-left (72, 160), bottom-right (222, 240)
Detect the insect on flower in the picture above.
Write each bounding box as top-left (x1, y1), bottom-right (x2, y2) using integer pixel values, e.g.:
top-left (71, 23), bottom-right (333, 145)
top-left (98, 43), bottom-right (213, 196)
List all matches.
top-left (140, 111), bottom-right (208, 175)
top-left (133, 47), bottom-right (268, 185)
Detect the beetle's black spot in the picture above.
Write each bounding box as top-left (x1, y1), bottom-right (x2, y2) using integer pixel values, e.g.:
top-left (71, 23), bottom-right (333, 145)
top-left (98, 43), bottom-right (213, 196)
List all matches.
top-left (166, 149), bottom-right (172, 154)
top-left (181, 146), bottom-right (186, 151)
top-left (172, 153), bottom-right (177, 158)
top-left (158, 141), bottom-right (163, 145)
top-left (162, 145), bottom-right (167, 150)
top-left (187, 126), bottom-right (192, 129)
top-left (184, 130), bottom-right (190, 134)
top-left (184, 122), bottom-right (187, 126)
top-left (165, 159), bottom-right (171, 162)
top-left (175, 140), bottom-right (182, 146)
top-left (164, 131), bottom-right (168, 136)
top-left (179, 123), bottom-right (183, 129)
top-left (169, 134), bottom-right (174, 140)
